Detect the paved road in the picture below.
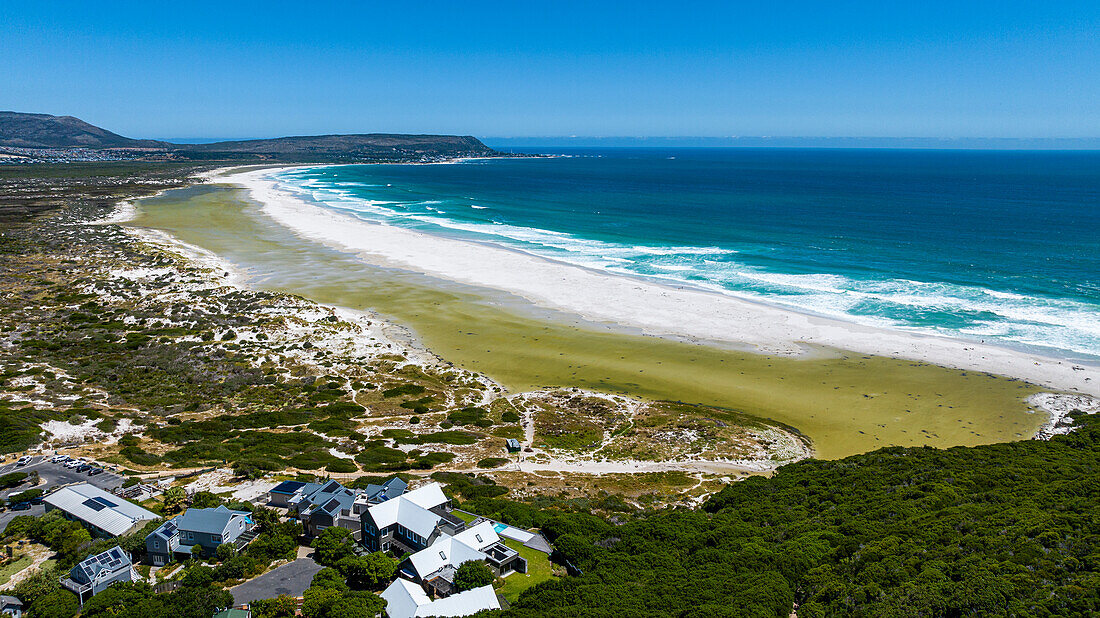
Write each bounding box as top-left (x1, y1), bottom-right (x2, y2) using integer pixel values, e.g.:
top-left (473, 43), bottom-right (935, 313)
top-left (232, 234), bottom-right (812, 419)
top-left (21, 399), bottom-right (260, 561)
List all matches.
top-left (0, 456), bottom-right (126, 532)
top-left (230, 558), bottom-right (323, 605)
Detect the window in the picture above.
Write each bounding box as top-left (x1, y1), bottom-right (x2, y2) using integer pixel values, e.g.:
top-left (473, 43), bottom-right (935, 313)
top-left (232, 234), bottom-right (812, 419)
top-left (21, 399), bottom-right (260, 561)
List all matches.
top-left (153, 540), bottom-right (160, 549)
top-left (439, 551), bottom-right (447, 560)
top-left (212, 535), bottom-right (221, 544)
top-left (475, 534), bottom-right (483, 543)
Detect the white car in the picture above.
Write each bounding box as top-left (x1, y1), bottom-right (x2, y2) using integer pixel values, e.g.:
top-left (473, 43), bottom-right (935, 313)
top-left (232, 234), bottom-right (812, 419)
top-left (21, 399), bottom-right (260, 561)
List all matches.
top-left (50, 455), bottom-right (69, 463)
top-left (16, 456), bottom-right (32, 466)
top-left (64, 459), bottom-right (83, 469)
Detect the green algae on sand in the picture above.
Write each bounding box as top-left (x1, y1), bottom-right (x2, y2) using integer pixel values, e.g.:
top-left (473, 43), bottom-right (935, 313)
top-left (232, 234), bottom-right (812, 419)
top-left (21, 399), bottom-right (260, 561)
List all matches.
top-left (130, 184), bottom-right (1043, 459)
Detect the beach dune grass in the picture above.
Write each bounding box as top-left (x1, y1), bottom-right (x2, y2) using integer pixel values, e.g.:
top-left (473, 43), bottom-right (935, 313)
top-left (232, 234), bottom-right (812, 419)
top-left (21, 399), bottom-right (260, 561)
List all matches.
top-left (132, 185), bottom-right (1042, 459)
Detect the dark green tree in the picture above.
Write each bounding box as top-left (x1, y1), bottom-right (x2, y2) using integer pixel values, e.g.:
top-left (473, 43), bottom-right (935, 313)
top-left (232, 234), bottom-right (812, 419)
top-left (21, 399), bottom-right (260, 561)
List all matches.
top-left (311, 526), bottom-right (355, 566)
top-left (454, 560), bottom-right (495, 592)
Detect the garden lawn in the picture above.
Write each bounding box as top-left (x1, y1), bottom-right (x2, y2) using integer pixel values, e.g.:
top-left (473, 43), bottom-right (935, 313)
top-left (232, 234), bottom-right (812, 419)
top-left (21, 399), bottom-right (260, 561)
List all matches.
top-left (0, 554), bottom-right (33, 587)
top-left (497, 539), bottom-right (555, 603)
top-left (451, 510), bottom-right (478, 524)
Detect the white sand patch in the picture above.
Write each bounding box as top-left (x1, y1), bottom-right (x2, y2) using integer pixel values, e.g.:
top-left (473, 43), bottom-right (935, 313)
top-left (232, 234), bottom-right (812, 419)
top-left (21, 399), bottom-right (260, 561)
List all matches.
top-left (41, 417), bottom-right (139, 445)
top-left (1029, 393), bottom-right (1100, 439)
top-left (223, 167), bottom-right (1100, 397)
top-left (42, 419), bottom-right (100, 442)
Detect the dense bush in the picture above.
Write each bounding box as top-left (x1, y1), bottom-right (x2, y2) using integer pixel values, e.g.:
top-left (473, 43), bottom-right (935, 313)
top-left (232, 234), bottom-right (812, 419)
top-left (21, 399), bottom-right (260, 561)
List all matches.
top-left (0, 471), bottom-right (29, 489)
top-left (454, 560), bottom-right (495, 591)
top-left (506, 415), bottom-right (1100, 617)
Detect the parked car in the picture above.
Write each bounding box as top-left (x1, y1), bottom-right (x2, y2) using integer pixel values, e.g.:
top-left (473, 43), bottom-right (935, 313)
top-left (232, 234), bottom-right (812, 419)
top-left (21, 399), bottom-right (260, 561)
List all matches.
top-left (88, 468), bottom-right (104, 476)
top-left (50, 455), bottom-right (69, 463)
top-left (29, 496), bottom-right (44, 505)
top-left (64, 460), bottom-right (82, 469)
top-left (11, 502), bottom-right (31, 511)
top-left (16, 456), bottom-right (32, 466)
top-left (75, 464), bottom-right (91, 473)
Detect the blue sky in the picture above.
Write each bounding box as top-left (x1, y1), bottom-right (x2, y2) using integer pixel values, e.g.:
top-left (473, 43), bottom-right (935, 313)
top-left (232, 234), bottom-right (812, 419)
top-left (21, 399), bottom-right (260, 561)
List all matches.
top-left (2, 1), bottom-right (1098, 139)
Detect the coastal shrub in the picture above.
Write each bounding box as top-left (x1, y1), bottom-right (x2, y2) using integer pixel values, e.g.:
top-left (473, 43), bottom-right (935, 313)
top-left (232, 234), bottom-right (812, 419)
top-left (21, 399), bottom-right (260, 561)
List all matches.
top-left (10, 488), bottom-right (43, 503)
top-left (0, 404), bottom-right (61, 453)
top-left (325, 458), bottom-right (358, 473)
top-left (118, 433), bottom-right (140, 447)
top-left (409, 416), bottom-right (420, 425)
top-left (477, 457), bottom-right (509, 469)
top-left (288, 450), bottom-right (343, 470)
top-left (121, 446), bottom-right (160, 466)
top-left (381, 384), bottom-right (425, 398)
top-left (414, 430), bottom-right (479, 445)
top-left (447, 406), bottom-right (493, 428)
top-left (0, 471), bottom-right (29, 489)
top-left (411, 452), bottom-right (454, 469)
top-left (501, 410), bottom-right (521, 423)
top-left (354, 444), bottom-right (407, 468)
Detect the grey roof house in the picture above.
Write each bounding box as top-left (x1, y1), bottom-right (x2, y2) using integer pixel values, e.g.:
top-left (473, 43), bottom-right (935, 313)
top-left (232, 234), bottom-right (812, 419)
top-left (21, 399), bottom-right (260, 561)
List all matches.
top-left (363, 476), bottom-right (408, 503)
top-left (60, 546), bottom-right (137, 605)
top-left (145, 505), bottom-right (255, 565)
top-left (267, 480), bottom-right (307, 509)
top-left (294, 479), bottom-right (367, 538)
top-left (43, 483), bottom-right (158, 538)
top-left (0, 595), bottom-right (23, 618)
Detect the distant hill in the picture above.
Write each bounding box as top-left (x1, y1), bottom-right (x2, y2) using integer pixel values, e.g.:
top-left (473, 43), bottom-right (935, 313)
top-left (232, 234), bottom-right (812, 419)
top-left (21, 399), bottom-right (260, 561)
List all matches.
top-left (0, 111), bottom-right (497, 160)
top-left (0, 111), bottom-right (168, 149)
top-left (182, 134), bottom-right (495, 158)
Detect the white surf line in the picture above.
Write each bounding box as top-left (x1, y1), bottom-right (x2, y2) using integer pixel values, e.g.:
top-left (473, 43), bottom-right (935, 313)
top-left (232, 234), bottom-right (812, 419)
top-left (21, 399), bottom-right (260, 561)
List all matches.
top-left (218, 166), bottom-right (1100, 398)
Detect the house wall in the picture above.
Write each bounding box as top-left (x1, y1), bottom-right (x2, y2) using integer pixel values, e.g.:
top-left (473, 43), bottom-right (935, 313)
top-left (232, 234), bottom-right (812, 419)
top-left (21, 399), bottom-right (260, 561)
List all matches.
top-left (268, 492), bottom-right (295, 509)
top-left (145, 533), bottom-right (178, 566)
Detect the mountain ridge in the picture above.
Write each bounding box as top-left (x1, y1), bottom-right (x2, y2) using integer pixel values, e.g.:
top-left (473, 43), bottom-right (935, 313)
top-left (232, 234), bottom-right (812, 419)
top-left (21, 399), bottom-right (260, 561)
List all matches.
top-left (0, 111), bottom-right (496, 159)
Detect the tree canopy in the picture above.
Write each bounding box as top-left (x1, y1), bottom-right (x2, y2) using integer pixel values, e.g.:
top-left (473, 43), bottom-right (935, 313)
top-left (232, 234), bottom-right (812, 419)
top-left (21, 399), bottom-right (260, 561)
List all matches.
top-left (507, 415), bottom-right (1100, 617)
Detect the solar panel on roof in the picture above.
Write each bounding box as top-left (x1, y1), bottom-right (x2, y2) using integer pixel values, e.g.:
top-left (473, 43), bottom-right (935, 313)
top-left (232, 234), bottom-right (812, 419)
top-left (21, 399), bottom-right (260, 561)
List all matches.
top-left (322, 480), bottom-right (340, 493)
top-left (95, 497), bottom-right (118, 508)
top-left (83, 498), bottom-right (107, 511)
top-left (323, 498), bottom-right (341, 512)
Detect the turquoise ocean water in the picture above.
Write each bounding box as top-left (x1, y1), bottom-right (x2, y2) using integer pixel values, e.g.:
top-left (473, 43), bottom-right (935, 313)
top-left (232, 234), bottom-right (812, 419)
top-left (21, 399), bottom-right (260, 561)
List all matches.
top-left (271, 148), bottom-right (1100, 360)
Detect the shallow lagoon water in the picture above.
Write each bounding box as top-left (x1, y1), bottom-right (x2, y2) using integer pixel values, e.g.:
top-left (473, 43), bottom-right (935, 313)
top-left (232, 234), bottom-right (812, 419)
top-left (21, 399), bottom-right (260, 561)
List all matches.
top-left (132, 184), bottom-right (1042, 459)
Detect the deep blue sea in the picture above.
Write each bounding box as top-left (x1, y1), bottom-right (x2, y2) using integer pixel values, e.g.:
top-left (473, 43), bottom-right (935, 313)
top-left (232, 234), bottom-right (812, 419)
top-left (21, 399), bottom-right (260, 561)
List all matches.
top-left (272, 148), bottom-right (1100, 360)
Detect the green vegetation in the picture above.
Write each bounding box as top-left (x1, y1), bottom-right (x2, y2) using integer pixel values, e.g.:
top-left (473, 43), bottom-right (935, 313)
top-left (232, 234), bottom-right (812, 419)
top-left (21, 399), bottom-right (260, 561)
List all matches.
top-left (0, 553), bottom-right (32, 587)
top-left (504, 415), bottom-right (1100, 617)
top-left (497, 538), bottom-right (556, 603)
top-left (312, 526), bottom-right (357, 566)
top-left (477, 457), bottom-right (509, 468)
top-left (454, 560), bottom-right (495, 591)
top-left (10, 567), bottom-right (79, 618)
top-left (0, 471), bottom-right (29, 489)
top-left (0, 403), bottom-right (61, 454)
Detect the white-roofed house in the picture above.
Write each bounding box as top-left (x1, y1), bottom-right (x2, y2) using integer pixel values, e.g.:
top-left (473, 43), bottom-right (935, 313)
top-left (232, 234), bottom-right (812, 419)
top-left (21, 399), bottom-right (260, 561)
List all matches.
top-left (42, 483), bottom-right (158, 538)
top-left (361, 482), bottom-right (465, 554)
top-left (402, 521), bottom-right (527, 598)
top-left (381, 578), bottom-right (501, 618)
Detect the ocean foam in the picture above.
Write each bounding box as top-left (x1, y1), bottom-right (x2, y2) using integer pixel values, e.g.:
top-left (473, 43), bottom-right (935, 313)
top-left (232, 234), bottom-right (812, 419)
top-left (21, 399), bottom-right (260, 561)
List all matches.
top-left (270, 166), bottom-right (1100, 361)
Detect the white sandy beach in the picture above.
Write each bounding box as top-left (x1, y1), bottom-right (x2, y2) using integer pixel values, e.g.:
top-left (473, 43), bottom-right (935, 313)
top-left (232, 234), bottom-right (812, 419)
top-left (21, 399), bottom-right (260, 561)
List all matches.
top-left (219, 167), bottom-right (1100, 397)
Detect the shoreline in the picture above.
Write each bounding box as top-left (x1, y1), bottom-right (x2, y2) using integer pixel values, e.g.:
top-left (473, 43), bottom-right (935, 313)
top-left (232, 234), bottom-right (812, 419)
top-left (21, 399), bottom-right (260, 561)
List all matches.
top-left (221, 165), bottom-right (1100, 397)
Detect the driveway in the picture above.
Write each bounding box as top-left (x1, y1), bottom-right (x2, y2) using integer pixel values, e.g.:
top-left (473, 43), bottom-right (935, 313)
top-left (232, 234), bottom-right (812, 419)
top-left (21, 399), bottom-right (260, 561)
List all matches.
top-left (230, 558), bottom-right (323, 605)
